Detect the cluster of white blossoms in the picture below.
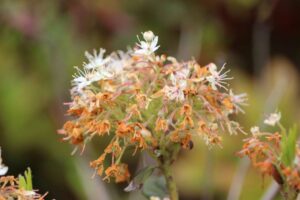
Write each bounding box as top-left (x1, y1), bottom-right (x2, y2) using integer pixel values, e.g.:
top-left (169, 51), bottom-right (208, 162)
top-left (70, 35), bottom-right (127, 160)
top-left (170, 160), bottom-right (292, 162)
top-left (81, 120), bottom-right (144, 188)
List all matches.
top-left (69, 30), bottom-right (239, 103)
top-left (71, 49), bottom-right (129, 95)
top-left (249, 112), bottom-right (281, 135)
top-left (71, 31), bottom-right (160, 97)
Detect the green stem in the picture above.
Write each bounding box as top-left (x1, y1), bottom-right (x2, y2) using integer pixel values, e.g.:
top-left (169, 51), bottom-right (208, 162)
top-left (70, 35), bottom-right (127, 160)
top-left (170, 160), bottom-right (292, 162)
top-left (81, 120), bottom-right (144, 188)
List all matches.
top-left (281, 184), bottom-right (298, 200)
top-left (156, 130), bottom-right (180, 200)
top-left (160, 159), bottom-right (179, 200)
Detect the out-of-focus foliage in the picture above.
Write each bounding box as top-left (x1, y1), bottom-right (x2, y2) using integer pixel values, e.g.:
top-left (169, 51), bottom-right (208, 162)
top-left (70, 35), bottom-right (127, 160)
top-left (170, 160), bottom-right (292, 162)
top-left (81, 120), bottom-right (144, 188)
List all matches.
top-left (0, 0), bottom-right (299, 199)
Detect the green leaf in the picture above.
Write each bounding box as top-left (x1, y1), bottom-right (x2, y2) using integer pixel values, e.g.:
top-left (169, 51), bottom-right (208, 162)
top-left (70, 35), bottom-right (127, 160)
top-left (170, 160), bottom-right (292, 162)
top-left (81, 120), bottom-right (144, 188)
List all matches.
top-left (124, 166), bottom-right (156, 192)
top-left (18, 175), bottom-right (27, 190)
top-left (280, 125), bottom-right (298, 166)
top-left (24, 168), bottom-right (33, 190)
top-left (18, 168), bottom-right (33, 190)
top-left (142, 175), bottom-right (168, 198)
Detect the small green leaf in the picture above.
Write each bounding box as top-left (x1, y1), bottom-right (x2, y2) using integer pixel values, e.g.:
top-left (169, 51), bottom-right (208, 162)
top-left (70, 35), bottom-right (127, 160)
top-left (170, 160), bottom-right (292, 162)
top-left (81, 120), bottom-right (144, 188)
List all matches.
top-left (281, 125), bottom-right (298, 166)
top-left (142, 176), bottom-right (168, 198)
top-left (24, 168), bottom-right (33, 190)
top-left (18, 168), bottom-right (33, 190)
top-left (18, 175), bottom-right (27, 190)
top-left (124, 166), bottom-right (156, 192)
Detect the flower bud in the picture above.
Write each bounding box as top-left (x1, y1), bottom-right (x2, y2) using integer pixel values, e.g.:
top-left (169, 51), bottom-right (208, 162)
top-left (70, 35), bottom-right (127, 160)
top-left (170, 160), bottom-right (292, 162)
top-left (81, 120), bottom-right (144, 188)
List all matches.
top-left (207, 63), bottom-right (217, 73)
top-left (143, 31), bottom-right (155, 42)
top-left (250, 126), bottom-right (260, 135)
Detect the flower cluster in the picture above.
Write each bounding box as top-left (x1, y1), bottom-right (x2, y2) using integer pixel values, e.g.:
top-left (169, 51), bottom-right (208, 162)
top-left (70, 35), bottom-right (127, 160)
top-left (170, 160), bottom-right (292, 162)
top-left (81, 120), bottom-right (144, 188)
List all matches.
top-left (59, 31), bottom-right (246, 183)
top-left (0, 147), bottom-right (46, 200)
top-left (238, 112), bottom-right (300, 193)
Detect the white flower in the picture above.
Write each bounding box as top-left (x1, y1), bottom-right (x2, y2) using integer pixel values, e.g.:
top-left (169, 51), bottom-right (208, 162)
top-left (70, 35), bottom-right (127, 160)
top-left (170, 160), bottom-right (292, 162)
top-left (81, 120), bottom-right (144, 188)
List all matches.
top-left (229, 90), bottom-right (248, 113)
top-left (264, 112), bottom-right (281, 126)
top-left (163, 66), bottom-right (190, 102)
top-left (84, 48), bottom-right (110, 70)
top-left (0, 147), bottom-right (8, 176)
top-left (135, 31), bottom-right (160, 56)
top-left (108, 50), bottom-right (129, 76)
top-left (143, 31), bottom-right (155, 42)
top-left (163, 80), bottom-right (186, 102)
top-left (71, 48), bottom-right (132, 95)
top-left (169, 67), bottom-right (190, 86)
top-left (71, 66), bottom-right (113, 94)
top-left (206, 63), bottom-right (233, 90)
top-left (72, 74), bottom-right (91, 91)
top-left (72, 68), bottom-right (94, 91)
top-left (250, 126), bottom-right (260, 135)
top-left (0, 166), bottom-right (8, 176)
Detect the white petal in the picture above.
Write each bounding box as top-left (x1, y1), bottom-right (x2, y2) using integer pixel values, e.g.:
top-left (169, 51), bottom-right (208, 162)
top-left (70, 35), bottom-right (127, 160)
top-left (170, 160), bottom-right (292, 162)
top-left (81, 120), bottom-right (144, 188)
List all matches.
top-left (0, 166), bottom-right (8, 176)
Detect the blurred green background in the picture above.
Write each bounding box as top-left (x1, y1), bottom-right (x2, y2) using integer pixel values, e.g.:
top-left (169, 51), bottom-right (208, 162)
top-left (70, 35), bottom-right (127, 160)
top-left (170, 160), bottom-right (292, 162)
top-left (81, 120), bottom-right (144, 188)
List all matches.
top-left (0, 0), bottom-right (299, 199)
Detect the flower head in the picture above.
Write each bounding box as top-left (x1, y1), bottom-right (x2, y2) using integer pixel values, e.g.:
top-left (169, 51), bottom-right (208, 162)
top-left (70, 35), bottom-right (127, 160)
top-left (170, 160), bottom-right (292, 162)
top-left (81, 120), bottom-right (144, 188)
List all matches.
top-left (163, 65), bottom-right (190, 102)
top-left (206, 63), bottom-right (233, 90)
top-left (71, 66), bottom-right (113, 95)
top-left (238, 117), bottom-right (300, 196)
top-left (264, 112), bottom-right (281, 126)
top-left (169, 66), bottom-right (190, 85)
top-left (163, 81), bottom-right (186, 102)
top-left (143, 31), bottom-right (155, 42)
top-left (60, 31), bottom-right (247, 185)
top-left (135, 31), bottom-right (160, 56)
